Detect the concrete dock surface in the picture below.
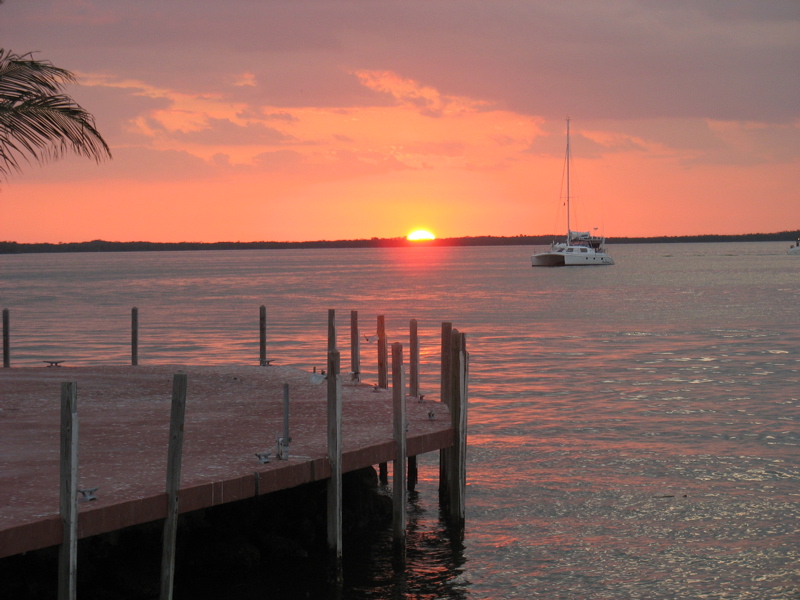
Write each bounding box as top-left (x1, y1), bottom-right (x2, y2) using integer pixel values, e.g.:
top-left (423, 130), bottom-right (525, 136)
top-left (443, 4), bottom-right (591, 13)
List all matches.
top-left (0, 365), bottom-right (453, 558)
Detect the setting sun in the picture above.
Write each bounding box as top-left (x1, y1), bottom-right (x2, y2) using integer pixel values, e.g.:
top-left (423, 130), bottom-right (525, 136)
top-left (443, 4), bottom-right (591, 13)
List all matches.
top-left (407, 229), bottom-right (436, 241)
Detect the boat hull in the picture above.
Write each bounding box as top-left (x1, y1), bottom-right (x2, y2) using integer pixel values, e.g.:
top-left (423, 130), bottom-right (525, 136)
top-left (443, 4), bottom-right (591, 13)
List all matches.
top-left (531, 249), bottom-right (615, 267)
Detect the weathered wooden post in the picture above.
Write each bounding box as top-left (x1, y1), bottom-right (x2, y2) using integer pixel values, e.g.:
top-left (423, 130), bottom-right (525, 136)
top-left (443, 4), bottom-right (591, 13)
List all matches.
top-left (350, 310), bottom-right (360, 381)
top-left (131, 307), bottom-right (139, 366)
top-left (391, 342), bottom-right (407, 560)
top-left (439, 322), bottom-right (453, 499)
top-left (409, 319), bottom-right (419, 397)
top-left (377, 315), bottom-right (388, 388)
top-left (160, 373), bottom-right (188, 600)
top-left (408, 319), bottom-right (420, 491)
top-left (3, 308), bottom-right (9, 368)
top-left (273, 382), bottom-right (291, 460)
top-left (407, 457), bottom-right (418, 492)
top-left (282, 383), bottom-right (290, 451)
top-left (328, 309), bottom-right (336, 352)
top-left (440, 322), bottom-right (453, 407)
top-left (58, 382), bottom-right (79, 600)
top-left (259, 305), bottom-right (267, 366)
top-left (326, 348), bottom-right (343, 583)
top-left (377, 315), bottom-right (389, 483)
top-left (446, 330), bottom-right (468, 530)
top-left (379, 461), bottom-right (389, 485)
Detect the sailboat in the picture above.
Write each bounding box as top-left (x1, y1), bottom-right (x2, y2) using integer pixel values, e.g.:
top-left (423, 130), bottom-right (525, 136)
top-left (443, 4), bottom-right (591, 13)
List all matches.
top-left (788, 239), bottom-right (800, 255)
top-left (531, 119), bottom-right (614, 267)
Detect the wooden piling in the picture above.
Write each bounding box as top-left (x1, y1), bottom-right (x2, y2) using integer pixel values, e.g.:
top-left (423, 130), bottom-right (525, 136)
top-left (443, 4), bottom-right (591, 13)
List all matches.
top-left (282, 383), bottom-right (290, 446)
top-left (379, 462), bottom-right (388, 485)
top-left (160, 374), bottom-right (188, 600)
top-left (446, 331), bottom-right (468, 530)
top-left (131, 307), bottom-right (138, 366)
top-left (328, 309), bottom-right (336, 352)
top-left (259, 305), bottom-right (267, 366)
top-left (440, 322), bottom-right (453, 407)
top-left (2, 308), bottom-right (9, 368)
top-left (439, 322), bottom-right (453, 499)
top-left (377, 315), bottom-right (389, 481)
top-left (58, 382), bottom-right (78, 600)
top-left (408, 456), bottom-right (418, 492)
top-left (391, 342), bottom-right (407, 557)
top-left (326, 349), bottom-right (343, 583)
top-left (350, 310), bottom-right (360, 381)
top-left (409, 319), bottom-right (419, 397)
top-left (377, 315), bottom-right (388, 388)
top-left (407, 319), bottom-right (419, 492)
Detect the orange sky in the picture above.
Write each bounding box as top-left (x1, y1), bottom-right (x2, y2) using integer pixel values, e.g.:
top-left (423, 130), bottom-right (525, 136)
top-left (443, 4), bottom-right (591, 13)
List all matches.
top-left (2, 2), bottom-right (798, 243)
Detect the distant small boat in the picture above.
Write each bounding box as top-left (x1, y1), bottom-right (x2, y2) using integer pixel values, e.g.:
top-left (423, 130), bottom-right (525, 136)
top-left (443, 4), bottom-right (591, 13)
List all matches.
top-left (532, 119), bottom-right (614, 267)
top-left (789, 239), bottom-right (800, 255)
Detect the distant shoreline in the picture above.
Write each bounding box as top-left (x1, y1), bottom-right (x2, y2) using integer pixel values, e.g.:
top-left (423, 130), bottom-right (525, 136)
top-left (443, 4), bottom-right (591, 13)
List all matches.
top-left (1, 231), bottom-right (798, 254)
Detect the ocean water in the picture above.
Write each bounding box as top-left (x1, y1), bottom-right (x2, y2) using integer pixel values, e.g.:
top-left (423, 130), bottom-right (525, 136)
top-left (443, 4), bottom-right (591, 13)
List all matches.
top-left (1, 242), bottom-right (798, 598)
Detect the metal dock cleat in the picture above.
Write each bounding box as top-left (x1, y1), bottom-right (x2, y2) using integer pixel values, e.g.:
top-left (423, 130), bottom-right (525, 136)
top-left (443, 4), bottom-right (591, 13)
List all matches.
top-left (78, 487), bottom-right (98, 501)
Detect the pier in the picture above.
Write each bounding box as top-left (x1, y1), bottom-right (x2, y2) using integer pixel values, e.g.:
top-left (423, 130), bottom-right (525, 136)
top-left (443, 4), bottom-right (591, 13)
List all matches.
top-left (0, 309), bottom-right (468, 598)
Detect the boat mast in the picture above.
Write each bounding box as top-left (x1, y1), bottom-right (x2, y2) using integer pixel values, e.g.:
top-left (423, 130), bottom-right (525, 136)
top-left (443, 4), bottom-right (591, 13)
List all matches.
top-left (565, 118), bottom-right (571, 242)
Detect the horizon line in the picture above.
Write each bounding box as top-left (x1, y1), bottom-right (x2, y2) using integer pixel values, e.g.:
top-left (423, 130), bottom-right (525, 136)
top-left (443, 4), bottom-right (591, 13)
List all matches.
top-left (1, 230), bottom-right (798, 253)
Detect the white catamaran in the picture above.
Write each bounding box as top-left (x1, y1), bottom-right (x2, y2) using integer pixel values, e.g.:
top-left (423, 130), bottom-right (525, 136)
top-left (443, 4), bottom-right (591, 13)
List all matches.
top-left (532, 119), bottom-right (614, 267)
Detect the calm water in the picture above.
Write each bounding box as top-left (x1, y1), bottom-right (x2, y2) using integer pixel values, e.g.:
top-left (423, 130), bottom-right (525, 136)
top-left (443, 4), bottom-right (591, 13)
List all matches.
top-left (2, 243), bottom-right (799, 598)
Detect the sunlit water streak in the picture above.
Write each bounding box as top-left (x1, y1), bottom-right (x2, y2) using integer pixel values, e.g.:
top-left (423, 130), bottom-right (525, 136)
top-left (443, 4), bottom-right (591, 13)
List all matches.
top-left (1, 242), bottom-right (798, 599)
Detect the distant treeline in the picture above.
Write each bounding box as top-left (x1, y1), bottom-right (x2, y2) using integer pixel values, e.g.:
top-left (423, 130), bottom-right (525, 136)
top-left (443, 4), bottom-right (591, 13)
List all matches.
top-left (1, 231), bottom-right (798, 254)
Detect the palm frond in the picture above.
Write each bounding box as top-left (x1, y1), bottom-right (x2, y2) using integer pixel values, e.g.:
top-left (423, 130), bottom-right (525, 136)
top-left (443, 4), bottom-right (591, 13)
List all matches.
top-left (0, 49), bottom-right (77, 98)
top-left (0, 49), bottom-right (111, 178)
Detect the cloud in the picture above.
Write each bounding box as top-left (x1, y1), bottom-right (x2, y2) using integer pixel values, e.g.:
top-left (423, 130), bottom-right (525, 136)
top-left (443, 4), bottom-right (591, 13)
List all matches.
top-left (5, 1), bottom-right (797, 122)
top-left (170, 117), bottom-right (296, 146)
top-left (9, 146), bottom-right (213, 184)
top-left (680, 121), bottom-right (800, 166)
top-left (525, 126), bottom-right (646, 160)
top-left (398, 141), bottom-right (467, 158)
top-left (354, 70), bottom-right (492, 117)
top-left (252, 147), bottom-right (413, 179)
top-left (523, 117), bottom-right (800, 168)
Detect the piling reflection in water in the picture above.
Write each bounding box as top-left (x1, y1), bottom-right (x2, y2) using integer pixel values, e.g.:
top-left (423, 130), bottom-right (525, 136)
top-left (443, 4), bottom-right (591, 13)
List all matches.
top-left (345, 486), bottom-right (469, 600)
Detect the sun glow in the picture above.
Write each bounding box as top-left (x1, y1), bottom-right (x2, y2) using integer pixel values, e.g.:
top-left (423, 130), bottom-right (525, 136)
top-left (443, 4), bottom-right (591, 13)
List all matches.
top-left (407, 229), bottom-right (436, 241)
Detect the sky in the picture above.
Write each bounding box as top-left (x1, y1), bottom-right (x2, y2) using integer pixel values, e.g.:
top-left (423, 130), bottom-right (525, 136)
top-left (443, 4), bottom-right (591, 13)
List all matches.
top-left (1, 0), bottom-right (799, 243)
